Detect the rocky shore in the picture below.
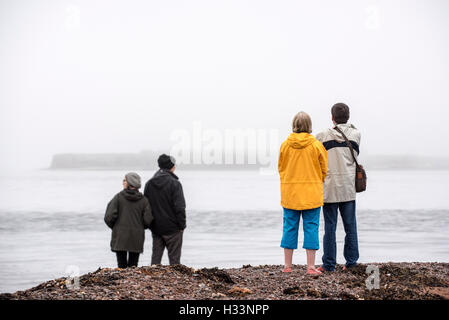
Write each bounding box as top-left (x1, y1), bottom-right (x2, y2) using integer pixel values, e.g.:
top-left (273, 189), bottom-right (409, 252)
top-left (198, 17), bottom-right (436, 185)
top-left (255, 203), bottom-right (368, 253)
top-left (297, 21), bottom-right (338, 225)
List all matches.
top-left (1, 262), bottom-right (448, 300)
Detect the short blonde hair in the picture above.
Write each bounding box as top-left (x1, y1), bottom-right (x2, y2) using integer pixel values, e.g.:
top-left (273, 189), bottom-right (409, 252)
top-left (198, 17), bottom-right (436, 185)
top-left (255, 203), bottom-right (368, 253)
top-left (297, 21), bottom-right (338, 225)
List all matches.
top-left (292, 111), bottom-right (312, 133)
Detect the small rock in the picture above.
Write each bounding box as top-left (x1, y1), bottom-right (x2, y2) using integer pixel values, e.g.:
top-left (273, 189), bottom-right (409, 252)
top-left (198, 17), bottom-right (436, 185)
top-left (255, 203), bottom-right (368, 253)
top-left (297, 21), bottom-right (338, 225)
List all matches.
top-left (228, 286), bottom-right (252, 295)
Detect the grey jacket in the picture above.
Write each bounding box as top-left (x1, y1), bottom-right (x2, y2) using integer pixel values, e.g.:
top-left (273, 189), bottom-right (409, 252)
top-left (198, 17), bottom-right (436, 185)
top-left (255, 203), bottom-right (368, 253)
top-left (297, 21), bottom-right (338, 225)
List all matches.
top-left (104, 189), bottom-right (153, 253)
top-left (316, 123), bottom-right (361, 203)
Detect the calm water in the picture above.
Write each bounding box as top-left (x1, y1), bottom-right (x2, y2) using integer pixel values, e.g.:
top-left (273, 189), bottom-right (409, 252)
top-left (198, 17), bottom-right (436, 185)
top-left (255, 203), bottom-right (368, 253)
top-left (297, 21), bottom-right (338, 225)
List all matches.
top-left (0, 169), bottom-right (448, 293)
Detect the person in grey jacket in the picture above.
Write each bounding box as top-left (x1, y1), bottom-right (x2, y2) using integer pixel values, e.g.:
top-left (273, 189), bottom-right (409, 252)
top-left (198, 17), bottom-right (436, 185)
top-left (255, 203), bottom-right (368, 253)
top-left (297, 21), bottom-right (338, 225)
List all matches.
top-left (104, 172), bottom-right (153, 268)
top-left (315, 103), bottom-right (361, 272)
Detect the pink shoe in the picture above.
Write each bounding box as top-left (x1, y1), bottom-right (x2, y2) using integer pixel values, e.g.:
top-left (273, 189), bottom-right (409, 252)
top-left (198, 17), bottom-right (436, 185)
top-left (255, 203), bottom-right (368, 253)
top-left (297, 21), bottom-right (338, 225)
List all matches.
top-left (282, 267), bottom-right (292, 273)
top-left (306, 268), bottom-right (322, 275)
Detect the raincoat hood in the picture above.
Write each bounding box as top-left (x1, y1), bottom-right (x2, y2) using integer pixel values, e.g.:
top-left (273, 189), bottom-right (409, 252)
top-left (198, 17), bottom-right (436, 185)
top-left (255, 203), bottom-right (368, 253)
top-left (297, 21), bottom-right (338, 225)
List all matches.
top-left (287, 132), bottom-right (317, 149)
top-left (149, 169), bottom-right (179, 190)
top-left (328, 123), bottom-right (357, 143)
top-left (120, 188), bottom-right (144, 201)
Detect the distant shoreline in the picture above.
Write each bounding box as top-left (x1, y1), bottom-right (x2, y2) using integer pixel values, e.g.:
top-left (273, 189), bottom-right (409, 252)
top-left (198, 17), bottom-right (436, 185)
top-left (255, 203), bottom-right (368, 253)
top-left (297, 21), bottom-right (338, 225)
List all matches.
top-left (45, 167), bottom-right (449, 171)
top-left (1, 262), bottom-right (448, 300)
top-left (46, 166), bottom-right (262, 171)
top-left (48, 153), bottom-right (449, 171)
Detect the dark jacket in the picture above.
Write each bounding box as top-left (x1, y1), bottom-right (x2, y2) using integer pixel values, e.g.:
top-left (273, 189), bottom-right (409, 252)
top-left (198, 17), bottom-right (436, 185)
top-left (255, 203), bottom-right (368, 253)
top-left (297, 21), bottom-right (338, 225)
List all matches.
top-left (143, 169), bottom-right (186, 236)
top-left (104, 188), bottom-right (153, 253)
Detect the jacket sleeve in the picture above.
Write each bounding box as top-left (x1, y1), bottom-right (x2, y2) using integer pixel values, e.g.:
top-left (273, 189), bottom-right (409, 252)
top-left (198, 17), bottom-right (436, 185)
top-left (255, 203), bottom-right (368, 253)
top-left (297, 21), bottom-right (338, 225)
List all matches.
top-left (317, 142), bottom-right (328, 182)
top-left (172, 181), bottom-right (186, 230)
top-left (278, 145), bottom-right (284, 174)
top-left (104, 194), bottom-right (119, 229)
top-left (143, 181), bottom-right (150, 200)
top-left (142, 198), bottom-right (153, 229)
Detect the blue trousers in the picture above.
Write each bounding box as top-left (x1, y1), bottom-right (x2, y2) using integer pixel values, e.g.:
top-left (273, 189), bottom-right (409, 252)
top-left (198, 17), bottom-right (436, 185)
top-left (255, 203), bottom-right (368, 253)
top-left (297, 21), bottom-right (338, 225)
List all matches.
top-left (280, 207), bottom-right (320, 250)
top-left (322, 200), bottom-right (359, 271)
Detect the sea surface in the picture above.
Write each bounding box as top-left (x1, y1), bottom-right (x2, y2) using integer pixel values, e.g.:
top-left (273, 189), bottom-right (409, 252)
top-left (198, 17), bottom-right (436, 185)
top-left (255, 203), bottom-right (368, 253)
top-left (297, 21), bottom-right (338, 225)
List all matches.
top-left (0, 169), bottom-right (448, 293)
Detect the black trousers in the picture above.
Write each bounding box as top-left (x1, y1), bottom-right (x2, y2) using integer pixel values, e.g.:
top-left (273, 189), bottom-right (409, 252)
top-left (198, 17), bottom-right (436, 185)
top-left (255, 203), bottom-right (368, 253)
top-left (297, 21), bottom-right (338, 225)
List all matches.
top-left (151, 230), bottom-right (183, 265)
top-left (115, 251), bottom-right (140, 268)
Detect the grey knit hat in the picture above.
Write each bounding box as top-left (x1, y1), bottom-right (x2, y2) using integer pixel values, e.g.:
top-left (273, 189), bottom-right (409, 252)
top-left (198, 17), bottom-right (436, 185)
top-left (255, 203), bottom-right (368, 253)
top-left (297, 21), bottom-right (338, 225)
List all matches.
top-left (125, 172), bottom-right (141, 189)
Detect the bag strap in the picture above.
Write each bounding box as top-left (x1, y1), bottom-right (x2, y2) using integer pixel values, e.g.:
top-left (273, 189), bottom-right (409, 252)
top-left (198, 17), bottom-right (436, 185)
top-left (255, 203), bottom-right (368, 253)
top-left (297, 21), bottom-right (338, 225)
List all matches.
top-left (333, 126), bottom-right (360, 167)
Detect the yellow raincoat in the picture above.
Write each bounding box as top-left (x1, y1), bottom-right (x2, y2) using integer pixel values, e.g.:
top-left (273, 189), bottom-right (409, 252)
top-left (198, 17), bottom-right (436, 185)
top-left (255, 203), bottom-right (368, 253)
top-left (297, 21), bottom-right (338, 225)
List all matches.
top-left (278, 133), bottom-right (328, 210)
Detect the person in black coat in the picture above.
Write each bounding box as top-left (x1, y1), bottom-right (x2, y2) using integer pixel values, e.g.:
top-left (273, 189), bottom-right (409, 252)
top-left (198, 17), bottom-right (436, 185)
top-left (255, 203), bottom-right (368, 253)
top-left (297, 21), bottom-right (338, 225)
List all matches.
top-left (144, 154), bottom-right (186, 265)
top-left (104, 172), bottom-right (153, 268)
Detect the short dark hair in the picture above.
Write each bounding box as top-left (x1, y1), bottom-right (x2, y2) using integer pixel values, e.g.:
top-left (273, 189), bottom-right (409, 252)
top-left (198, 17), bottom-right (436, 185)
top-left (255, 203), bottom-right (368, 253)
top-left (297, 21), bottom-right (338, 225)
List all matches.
top-left (331, 103), bottom-right (350, 124)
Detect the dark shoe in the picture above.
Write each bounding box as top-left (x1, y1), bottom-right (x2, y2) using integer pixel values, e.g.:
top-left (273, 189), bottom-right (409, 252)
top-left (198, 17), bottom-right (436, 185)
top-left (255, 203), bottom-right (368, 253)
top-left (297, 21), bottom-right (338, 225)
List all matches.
top-left (342, 264), bottom-right (357, 271)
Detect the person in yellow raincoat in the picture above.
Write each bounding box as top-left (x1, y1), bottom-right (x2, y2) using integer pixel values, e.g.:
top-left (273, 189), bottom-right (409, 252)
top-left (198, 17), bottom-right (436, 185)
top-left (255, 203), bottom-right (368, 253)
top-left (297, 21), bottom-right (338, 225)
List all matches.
top-left (278, 111), bottom-right (328, 275)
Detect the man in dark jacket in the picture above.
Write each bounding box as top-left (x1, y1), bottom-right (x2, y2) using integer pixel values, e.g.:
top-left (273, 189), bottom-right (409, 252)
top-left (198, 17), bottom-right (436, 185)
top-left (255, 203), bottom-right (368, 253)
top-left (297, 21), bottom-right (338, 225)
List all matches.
top-left (144, 154), bottom-right (186, 265)
top-left (104, 172), bottom-right (153, 268)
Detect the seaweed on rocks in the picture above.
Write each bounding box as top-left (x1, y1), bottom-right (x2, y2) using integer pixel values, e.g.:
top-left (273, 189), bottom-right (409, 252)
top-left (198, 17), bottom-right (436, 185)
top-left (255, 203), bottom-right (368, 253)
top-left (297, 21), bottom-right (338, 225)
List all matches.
top-left (195, 267), bottom-right (235, 284)
top-left (283, 286), bottom-right (305, 295)
top-left (171, 264), bottom-right (195, 275)
top-left (80, 272), bottom-right (122, 287)
top-left (0, 262), bottom-right (448, 300)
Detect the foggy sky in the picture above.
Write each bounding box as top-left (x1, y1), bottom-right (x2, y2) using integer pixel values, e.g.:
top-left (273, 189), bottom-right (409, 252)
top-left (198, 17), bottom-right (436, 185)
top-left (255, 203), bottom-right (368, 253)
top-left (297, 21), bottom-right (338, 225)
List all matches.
top-left (1, 0), bottom-right (449, 171)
